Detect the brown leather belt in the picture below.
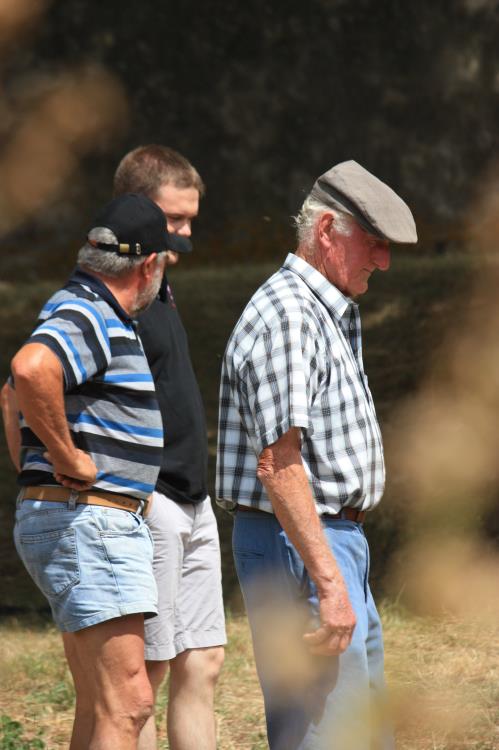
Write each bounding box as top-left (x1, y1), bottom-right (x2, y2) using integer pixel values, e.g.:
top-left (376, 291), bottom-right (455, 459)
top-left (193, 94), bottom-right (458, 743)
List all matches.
top-left (236, 504), bottom-right (365, 524)
top-left (21, 485), bottom-right (149, 516)
top-left (322, 507), bottom-right (366, 524)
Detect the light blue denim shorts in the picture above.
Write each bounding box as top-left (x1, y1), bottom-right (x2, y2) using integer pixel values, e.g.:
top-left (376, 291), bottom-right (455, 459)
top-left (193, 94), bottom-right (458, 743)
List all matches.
top-left (14, 495), bottom-right (158, 632)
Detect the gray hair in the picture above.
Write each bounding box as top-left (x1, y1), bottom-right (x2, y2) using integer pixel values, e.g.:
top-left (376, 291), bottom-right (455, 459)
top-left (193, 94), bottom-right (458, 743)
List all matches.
top-left (293, 195), bottom-right (354, 248)
top-left (77, 227), bottom-right (165, 278)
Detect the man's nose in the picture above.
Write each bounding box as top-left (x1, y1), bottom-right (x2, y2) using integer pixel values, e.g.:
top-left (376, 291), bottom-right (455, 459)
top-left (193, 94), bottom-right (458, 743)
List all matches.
top-left (177, 222), bottom-right (192, 237)
top-left (373, 244), bottom-right (390, 271)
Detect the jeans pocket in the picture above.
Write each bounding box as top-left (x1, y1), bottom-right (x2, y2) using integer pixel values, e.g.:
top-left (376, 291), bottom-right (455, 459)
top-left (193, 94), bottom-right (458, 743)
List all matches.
top-left (16, 527), bottom-right (80, 599)
top-left (233, 547), bottom-right (266, 588)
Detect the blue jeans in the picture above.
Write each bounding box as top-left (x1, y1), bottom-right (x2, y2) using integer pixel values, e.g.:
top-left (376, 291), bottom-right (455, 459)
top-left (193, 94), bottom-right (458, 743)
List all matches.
top-left (233, 511), bottom-right (394, 750)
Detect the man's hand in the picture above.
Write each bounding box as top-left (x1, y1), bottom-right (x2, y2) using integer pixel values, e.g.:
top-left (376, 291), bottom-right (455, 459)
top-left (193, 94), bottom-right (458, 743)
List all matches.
top-left (303, 579), bottom-right (356, 656)
top-left (44, 448), bottom-right (98, 491)
top-left (257, 427), bottom-right (357, 658)
top-left (12, 344), bottom-right (98, 491)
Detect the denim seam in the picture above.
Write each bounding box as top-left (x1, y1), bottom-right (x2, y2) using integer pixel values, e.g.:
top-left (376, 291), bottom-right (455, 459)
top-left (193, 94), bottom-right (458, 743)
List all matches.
top-left (363, 534), bottom-right (370, 601)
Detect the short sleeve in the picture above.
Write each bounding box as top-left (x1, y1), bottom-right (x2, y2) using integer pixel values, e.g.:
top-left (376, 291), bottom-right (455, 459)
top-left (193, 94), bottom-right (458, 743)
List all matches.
top-left (236, 315), bottom-right (322, 453)
top-left (27, 299), bottom-right (111, 391)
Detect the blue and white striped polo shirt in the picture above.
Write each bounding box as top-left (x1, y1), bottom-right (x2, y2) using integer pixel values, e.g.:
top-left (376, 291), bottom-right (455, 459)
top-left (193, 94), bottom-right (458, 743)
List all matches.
top-left (17, 268), bottom-right (163, 501)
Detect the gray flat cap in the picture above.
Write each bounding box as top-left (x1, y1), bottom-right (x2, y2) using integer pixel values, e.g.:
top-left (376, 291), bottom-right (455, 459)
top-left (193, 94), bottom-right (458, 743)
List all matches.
top-left (310, 160), bottom-right (417, 244)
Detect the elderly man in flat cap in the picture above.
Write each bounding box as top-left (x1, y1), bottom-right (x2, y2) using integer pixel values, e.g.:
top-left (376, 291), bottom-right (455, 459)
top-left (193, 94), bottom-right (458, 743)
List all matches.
top-left (216, 161), bottom-right (417, 749)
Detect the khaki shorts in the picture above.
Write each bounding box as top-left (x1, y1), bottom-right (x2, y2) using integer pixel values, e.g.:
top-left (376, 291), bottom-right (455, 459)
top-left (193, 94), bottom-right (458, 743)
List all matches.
top-left (144, 492), bottom-right (227, 661)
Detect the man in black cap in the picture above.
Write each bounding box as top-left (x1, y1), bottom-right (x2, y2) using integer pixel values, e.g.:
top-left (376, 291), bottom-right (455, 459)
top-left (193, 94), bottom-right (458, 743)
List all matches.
top-left (217, 161), bottom-right (417, 749)
top-left (4, 194), bottom-right (183, 749)
top-left (113, 146), bottom-right (226, 750)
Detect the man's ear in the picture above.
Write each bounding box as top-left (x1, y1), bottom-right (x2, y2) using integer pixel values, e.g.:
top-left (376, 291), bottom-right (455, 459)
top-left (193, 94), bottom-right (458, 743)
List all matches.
top-left (140, 253), bottom-right (158, 280)
top-left (317, 212), bottom-right (334, 249)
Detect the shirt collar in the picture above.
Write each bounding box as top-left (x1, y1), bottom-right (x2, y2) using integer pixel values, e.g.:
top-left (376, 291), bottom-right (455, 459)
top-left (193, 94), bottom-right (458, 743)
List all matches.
top-left (158, 273), bottom-right (169, 303)
top-left (67, 266), bottom-right (133, 324)
top-left (282, 253), bottom-right (356, 321)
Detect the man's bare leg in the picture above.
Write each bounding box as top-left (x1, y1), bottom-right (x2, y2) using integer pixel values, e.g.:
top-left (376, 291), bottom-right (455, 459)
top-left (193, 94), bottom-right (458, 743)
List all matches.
top-left (137, 660), bottom-right (169, 750)
top-left (63, 633), bottom-right (94, 750)
top-left (167, 646), bottom-right (225, 750)
top-left (63, 614), bottom-right (153, 750)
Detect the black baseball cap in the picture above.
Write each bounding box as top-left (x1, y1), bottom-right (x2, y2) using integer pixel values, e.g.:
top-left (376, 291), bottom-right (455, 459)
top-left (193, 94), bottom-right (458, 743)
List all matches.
top-left (88, 193), bottom-right (192, 255)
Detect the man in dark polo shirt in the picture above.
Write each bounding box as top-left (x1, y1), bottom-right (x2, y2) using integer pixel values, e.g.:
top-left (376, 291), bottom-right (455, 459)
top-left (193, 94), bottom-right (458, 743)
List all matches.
top-left (4, 194), bottom-right (185, 749)
top-left (113, 145), bottom-right (226, 750)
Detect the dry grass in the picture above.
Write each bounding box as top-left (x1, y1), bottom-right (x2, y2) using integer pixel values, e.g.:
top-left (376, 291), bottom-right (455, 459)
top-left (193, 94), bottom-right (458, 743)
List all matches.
top-left (383, 605), bottom-right (499, 750)
top-left (0, 618), bottom-right (75, 747)
top-left (1, 607), bottom-right (498, 749)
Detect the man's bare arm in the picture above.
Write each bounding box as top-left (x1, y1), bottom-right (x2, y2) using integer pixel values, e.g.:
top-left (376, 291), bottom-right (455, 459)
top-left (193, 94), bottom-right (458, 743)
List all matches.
top-left (11, 343), bottom-right (97, 489)
top-left (1, 381), bottom-right (21, 471)
top-left (257, 427), bottom-right (356, 656)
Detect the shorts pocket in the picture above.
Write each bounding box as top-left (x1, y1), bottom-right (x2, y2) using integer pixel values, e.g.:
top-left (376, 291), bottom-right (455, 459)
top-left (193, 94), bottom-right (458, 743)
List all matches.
top-left (99, 515), bottom-right (153, 569)
top-left (17, 527), bottom-right (80, 599)
top-left (91, 507), bottom-right (143, 534)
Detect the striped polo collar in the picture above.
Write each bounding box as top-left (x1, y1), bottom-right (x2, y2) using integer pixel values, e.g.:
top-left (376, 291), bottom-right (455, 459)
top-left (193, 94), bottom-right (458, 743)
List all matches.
top-left (68, 266), bottom-right (133, 325)
top-left (282, 253), bottom-right (356, 321)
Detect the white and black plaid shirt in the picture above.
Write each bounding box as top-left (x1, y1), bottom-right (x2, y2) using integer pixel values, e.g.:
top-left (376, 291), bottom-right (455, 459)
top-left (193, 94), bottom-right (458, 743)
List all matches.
top-left (216, 253), bottom-right (385, 515)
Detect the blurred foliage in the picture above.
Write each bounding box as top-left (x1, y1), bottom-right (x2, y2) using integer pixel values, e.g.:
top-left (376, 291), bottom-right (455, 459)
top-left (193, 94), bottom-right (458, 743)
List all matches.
top-left (2, 0), bottom-right (499, 272)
